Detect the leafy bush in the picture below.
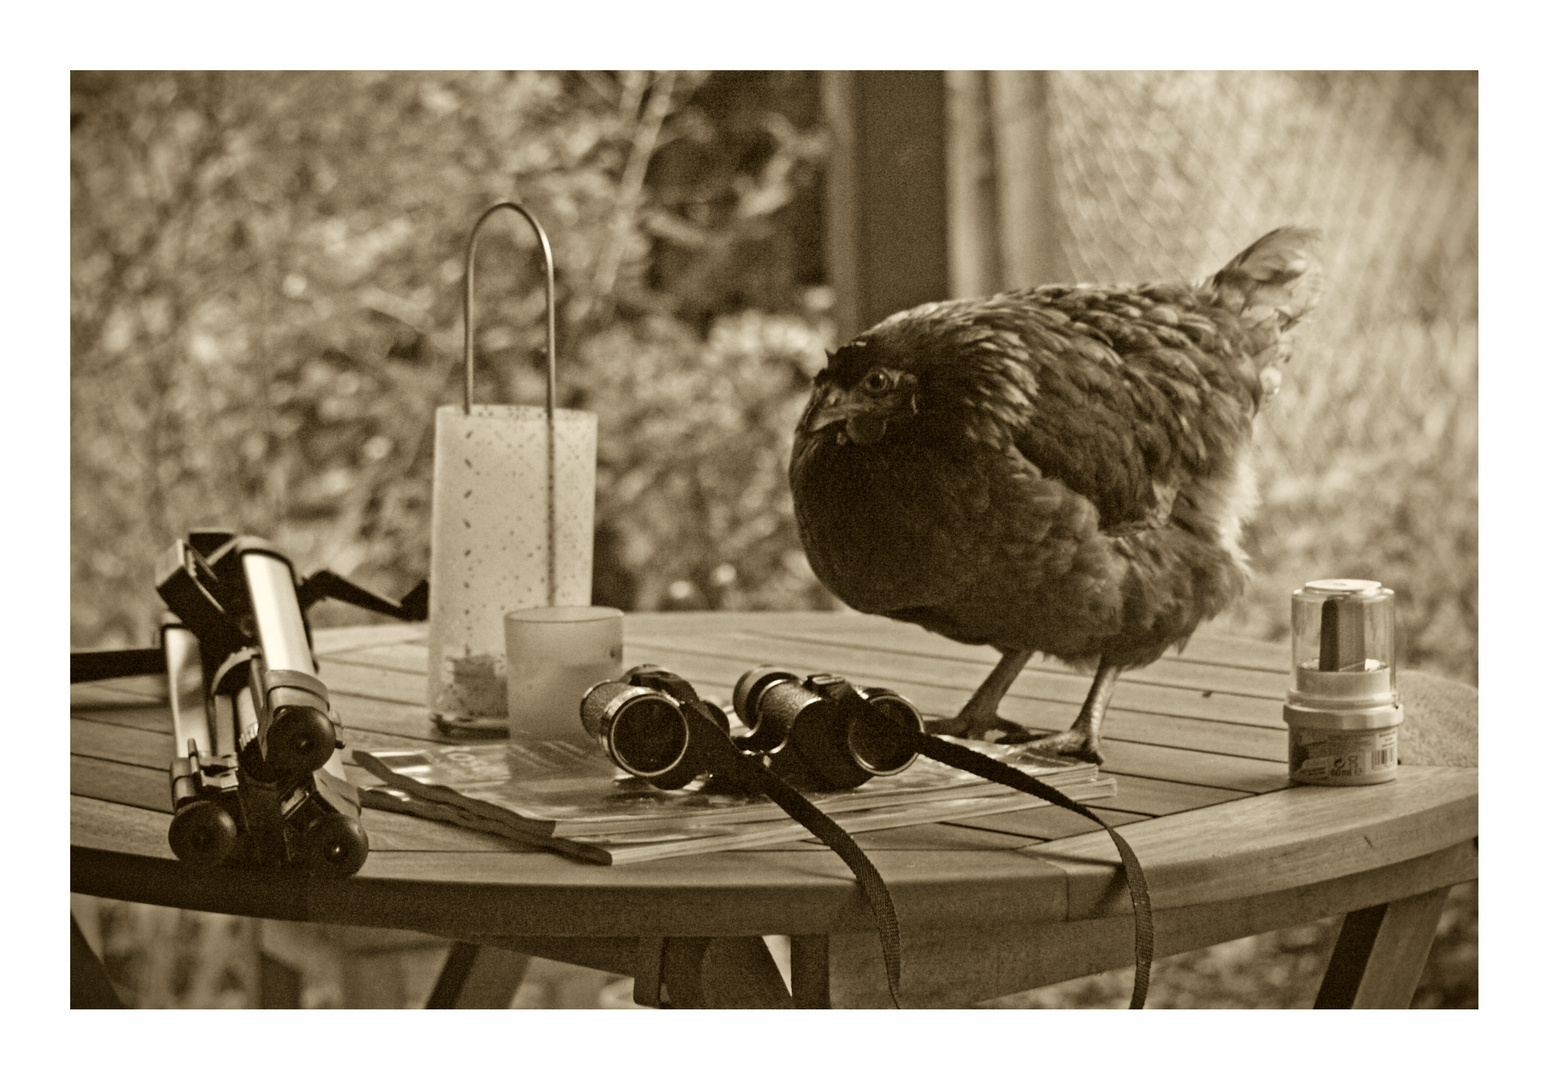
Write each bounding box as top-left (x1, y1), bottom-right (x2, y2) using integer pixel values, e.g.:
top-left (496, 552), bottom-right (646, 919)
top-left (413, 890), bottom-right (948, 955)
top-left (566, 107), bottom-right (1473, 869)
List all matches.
top-left (71, 71), bottom-right (831, 645)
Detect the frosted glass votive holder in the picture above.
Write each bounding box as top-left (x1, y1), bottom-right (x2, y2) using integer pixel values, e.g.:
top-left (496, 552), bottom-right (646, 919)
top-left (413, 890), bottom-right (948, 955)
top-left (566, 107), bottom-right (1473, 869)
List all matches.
top-left (505, 606), bottom-right (624, 742)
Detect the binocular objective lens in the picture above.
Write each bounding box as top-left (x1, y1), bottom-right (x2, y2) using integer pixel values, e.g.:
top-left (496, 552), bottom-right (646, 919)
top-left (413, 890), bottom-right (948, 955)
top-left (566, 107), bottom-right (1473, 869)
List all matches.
top-left (610, 696), bottom-right (690, 777)
top-left (847, 695), bottom-right (919, 775)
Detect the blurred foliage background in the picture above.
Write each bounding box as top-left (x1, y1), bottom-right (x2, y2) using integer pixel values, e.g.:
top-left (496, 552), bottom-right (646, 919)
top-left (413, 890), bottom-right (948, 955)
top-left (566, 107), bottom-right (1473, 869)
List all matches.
top-left (71, 70), bottom-right (836, 643)
top-left (70, 70), bottom-right (1475, 1009)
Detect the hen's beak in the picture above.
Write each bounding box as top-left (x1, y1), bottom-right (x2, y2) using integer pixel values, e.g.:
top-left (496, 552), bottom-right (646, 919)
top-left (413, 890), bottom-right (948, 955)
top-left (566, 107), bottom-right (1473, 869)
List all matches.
top-left (799, 384), bottom-right (914, 446)
top-left (800, 384), bottom-right (867, 435)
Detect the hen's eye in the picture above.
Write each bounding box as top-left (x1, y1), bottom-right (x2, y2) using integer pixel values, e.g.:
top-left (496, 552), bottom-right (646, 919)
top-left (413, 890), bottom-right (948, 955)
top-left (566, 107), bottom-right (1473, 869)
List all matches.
top-left (862, 369), bottom-right (893, 393)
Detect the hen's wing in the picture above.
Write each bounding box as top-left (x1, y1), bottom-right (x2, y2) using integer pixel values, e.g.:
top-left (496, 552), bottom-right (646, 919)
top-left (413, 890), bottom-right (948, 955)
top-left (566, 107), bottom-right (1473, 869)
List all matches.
top-left (895, 283), bottom-right (1261, 538)
top-left (937, 229), bottom-right (1322, 538)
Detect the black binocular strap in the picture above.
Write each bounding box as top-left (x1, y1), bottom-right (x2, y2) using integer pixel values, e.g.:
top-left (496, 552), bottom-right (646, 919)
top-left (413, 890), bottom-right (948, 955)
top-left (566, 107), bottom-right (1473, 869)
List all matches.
top-left (680, 701), bottom-right (906, 1008)
top-left (894, 725), bottom-right (1154, 1009)
top-left (684, 688), bottom-right (1151, 1010)
top-left (811, 676), bottom-right (1154, 1007)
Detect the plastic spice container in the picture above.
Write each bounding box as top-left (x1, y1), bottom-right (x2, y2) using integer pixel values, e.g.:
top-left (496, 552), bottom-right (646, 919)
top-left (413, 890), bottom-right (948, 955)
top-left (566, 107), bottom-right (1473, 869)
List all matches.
top-left (1283, 579), bottom-right (1404, 786)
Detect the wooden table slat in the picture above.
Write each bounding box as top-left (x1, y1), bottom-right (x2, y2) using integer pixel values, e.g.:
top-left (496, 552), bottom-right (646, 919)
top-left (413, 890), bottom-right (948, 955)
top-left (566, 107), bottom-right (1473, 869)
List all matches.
top-left (623, 631), bottom-right (1289, 728)
top-left (71, 754), bottom-right (168, 814)
top-left (1091, 740), bottom-right (1289, 793)
top-left (620, 610), bottom-right (1291, 673)
top-left (306, 620), bottom-right (428, 655)
top-left (71, 704), bottom-right (176, 738)
top-left (1086, 773), bottom-right (1256, 817)
top-left (318, 642), bottom-right (428, 676)
top-left (69, 676), bottom-right (165, 707)
top-left (72, 715), bottom-right (175, 768)
top-left (315, 660), bottom-right (432, 711)
top-left (930, 805), bottom-right (1152, 842)
top-left (1029, 766), bottom-right (1478, 918)
top-left (801, 822), bottom-right (1043, 852)
top-left (72, 795), bottom-right (173, 857)
top-left (745, 623), bottom-right (1292, 699)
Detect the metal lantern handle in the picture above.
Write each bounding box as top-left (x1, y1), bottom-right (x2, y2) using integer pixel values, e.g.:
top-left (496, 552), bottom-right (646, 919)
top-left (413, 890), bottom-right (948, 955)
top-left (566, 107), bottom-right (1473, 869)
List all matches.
top-left (460, 201), bottom-right (560, 606)
top-left (462, 201), bottom-right (557, 416)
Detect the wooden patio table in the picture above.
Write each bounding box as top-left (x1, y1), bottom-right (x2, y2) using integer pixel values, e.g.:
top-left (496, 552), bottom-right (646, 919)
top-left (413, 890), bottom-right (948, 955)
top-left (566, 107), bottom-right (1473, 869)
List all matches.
top-left (70, 611), bottom-right (1477, 1008)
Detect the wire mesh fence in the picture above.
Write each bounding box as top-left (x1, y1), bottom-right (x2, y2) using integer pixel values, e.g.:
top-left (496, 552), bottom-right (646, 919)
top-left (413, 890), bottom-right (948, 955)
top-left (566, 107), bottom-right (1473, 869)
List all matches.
top-left (971, 73), bottom-right (1478, 1009)
top-left (1042, 70), bottom-right (1478, 680)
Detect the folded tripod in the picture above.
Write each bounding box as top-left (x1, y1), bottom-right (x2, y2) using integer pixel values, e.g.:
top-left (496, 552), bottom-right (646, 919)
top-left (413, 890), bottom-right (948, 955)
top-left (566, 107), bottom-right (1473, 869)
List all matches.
top-left (72, 529), bottom-right (427, 876)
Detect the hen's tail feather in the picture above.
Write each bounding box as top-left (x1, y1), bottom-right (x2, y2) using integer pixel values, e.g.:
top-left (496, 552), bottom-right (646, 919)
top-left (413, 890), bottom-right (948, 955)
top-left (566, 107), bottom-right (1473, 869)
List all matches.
top-left (1210, 226), bottom-right (1324, 328)
top-left (1208, 226), bottom-right (1323, 405)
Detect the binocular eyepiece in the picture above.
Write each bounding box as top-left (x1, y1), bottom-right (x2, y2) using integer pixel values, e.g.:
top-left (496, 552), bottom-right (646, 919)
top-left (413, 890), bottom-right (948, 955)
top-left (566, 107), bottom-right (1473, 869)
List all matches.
top-left (579, 665), bottom-right (923, 791)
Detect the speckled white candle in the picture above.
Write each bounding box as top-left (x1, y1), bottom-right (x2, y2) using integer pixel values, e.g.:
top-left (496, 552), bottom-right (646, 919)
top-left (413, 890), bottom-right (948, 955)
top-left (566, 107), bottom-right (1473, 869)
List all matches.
top-left (426, 404), bottom-right (597, 725)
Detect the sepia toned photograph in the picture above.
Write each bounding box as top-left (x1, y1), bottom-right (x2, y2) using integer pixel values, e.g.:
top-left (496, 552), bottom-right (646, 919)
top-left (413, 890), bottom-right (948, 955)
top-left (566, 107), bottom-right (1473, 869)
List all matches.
top-left (70, 69), bottom-right (1477, 1015)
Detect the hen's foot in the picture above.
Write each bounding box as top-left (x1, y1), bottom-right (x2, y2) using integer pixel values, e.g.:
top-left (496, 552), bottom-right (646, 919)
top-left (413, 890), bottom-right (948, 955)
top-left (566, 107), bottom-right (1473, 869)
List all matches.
top-left (1007, 726), bottom-right (1105, 765)
top-left (924, 713), bottom-right (1031, 743)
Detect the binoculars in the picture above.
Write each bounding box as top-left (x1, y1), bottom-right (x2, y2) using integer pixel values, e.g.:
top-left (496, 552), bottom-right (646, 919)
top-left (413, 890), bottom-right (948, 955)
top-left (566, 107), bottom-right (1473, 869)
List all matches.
top-left (579, 664), bottom-right (925, 791)
top-left (577, 661), bottom-right (1154, 1012)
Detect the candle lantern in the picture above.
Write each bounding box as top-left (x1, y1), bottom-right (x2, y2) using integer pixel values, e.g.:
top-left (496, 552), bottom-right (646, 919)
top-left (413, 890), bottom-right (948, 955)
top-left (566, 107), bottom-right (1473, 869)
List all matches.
top-left (426, 203), bottom-right (597, 733)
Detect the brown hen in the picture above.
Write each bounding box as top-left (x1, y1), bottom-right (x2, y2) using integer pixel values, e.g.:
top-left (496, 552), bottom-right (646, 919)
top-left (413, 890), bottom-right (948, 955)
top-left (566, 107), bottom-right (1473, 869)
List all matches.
top-left (790, 228), bottom-right (1323, 763)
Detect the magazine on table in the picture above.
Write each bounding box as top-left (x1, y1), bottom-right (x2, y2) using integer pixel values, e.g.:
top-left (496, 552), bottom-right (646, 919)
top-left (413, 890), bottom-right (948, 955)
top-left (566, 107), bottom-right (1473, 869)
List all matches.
top-left (351, 734), bottom-right (1104, 839)
top-left (351, 730), bottom-right (1114, 863)
top-left (359, 772), bottom-right (1118, 865)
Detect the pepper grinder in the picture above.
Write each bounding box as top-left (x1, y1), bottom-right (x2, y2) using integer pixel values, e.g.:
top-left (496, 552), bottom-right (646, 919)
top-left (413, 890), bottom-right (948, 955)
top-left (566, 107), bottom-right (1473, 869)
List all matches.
top-left (1283, 579), bottom-right (1405, 785)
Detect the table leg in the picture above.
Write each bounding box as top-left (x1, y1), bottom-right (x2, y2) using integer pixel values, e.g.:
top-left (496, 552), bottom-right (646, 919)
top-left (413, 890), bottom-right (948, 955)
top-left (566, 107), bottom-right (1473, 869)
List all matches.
top-left (789, 935), bottom-right (832, 1008)
top-left (424, 942), bottom-right (533, 1008)
top-left (1314, 885), bottom-right (1453, 1008)
top-left (70, 914), bottom-right (125, 1008)
top-left (635, 937), bottom-right (795, 1008)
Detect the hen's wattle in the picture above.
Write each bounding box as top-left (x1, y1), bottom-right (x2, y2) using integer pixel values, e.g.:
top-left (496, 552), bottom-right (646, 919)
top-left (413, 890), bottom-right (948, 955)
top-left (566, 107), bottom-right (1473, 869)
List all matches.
top-left (790, 228), bottom-right (1323, 762)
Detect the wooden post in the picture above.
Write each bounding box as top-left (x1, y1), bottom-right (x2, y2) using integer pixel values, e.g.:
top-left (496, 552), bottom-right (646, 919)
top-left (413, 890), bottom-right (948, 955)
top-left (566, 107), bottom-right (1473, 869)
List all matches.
top-left (824, 70), bottom-right (1064, 340)
top-left (988, 70), bottom-right (1065, 288)
top-left (945, 70), bottom-right (1003, 299)
top-left (823, 71), bottom-right (952, 338)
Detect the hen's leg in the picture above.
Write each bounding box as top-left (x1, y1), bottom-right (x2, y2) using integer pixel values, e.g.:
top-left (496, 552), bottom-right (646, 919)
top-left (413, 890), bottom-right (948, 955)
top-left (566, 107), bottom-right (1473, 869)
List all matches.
top-left (927, 646), bottom-right (1037, 740)
top-left (1002, 659), bottom-right (1121, 765)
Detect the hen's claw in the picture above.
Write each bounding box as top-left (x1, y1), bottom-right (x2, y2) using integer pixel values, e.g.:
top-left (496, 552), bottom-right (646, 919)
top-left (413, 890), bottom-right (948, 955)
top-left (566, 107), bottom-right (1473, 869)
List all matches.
top-left (925, 713), bottom-right (1031, 743)
top-left (1014, 727), bottom-right (1105, 765)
